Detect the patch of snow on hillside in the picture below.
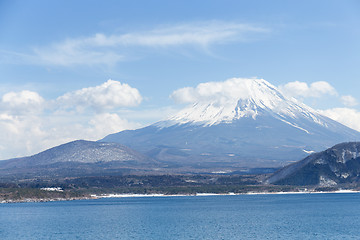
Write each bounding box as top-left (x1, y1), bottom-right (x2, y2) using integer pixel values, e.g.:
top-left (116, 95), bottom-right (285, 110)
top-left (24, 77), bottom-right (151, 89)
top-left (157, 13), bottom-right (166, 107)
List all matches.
top-left (319, 176), bottom-right (337, 187)
top-left (303, 149), bottom-right (315, 154)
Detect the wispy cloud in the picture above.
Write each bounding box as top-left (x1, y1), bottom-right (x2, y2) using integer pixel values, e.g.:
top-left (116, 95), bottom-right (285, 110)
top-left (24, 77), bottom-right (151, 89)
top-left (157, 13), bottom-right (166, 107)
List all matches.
top-left (341, 95), bottom-right (358, 107)
top-left (110, 21), bottom-right (268, 47)
top-left (22, 21), bottom-right (269, 66)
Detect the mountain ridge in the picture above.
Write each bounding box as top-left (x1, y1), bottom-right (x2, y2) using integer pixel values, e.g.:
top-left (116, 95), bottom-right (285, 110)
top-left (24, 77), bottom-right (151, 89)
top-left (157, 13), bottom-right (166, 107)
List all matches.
top-left (101, 78), bottom-right (360, 168)
top-left (0, 140), bottom-right (161, 179)
top-left (267, 142), bottom-right (360, 186)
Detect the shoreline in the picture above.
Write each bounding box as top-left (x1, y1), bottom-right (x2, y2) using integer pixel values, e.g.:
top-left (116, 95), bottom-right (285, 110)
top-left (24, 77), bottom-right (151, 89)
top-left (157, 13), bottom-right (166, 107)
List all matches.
top-left (2, 189), bottom-right (359, 204)
top-left (0, 196), bottom-right (94, 204)
top-left (91, 189), bottom-right (360, 199)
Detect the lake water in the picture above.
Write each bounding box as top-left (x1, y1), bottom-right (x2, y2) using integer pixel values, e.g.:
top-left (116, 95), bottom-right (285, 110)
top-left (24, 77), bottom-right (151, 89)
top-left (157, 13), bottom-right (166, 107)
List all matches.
top-left (1, 193), bottom-right (360, 239)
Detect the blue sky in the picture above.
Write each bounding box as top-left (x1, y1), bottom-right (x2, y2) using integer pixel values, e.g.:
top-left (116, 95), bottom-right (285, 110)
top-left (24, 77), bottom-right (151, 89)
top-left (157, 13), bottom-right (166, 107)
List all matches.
top-left (0, 0), bottom-right (360, 159)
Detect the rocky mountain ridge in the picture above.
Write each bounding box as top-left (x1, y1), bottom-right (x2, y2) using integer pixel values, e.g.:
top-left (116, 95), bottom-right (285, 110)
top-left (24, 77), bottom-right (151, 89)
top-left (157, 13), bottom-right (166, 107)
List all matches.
top-left (267, 142), bottom-right (360, 186)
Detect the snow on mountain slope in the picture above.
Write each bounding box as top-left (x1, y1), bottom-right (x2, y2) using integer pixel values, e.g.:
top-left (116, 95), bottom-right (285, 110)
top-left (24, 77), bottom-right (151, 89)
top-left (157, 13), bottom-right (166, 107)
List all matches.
top-left (102, 78), bottom-right (360, 169)
top-left (158, 78), bottom-right (326, 130)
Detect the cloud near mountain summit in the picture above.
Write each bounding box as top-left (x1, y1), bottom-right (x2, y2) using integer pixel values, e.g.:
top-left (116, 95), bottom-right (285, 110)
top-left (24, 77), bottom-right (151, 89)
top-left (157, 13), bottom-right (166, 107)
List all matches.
top-left (170, 78), bottom-right (263, 104)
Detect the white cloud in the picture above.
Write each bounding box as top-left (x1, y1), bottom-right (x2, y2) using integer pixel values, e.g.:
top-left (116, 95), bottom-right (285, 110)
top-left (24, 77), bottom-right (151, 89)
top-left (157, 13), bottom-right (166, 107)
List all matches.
top-left (170, 78), bottom-right (259, 104)
top-left (341, 95), bottom-right (358, 107)
top-left (57, 80), bottom-right (142, 112)
top-left (88, 113), bottom-right (141, 137)
top-left (1, 90), bottom-right (44, 114)
top-left (319, 108), bottom-right (360, 132)
top-left (170, 87), bottom-right (198, 104)
top-left (0, 80), bottom-right (143, 159)
top-left (30, 21), bottom-right (269, 66)
top-left (0, 112), bottom-right (142, 160)
top-left (115, 106), bottom-right (181, 124)
top-left (38, 112), bottom-right (141, 150)
top-left (279, 81), bottom-right (337, 99)
top-left (0, 113), bottom-right (46, 158)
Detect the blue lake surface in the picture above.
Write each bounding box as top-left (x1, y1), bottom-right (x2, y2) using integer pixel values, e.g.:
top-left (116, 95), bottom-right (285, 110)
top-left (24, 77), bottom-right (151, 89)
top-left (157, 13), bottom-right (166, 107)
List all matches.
top-left (1, 193), bottom-right (360, 239)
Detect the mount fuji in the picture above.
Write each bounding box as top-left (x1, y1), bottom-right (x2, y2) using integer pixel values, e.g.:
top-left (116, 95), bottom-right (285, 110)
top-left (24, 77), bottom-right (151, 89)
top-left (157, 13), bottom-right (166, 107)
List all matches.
top-left (101, 78), bottom-right (360, 170)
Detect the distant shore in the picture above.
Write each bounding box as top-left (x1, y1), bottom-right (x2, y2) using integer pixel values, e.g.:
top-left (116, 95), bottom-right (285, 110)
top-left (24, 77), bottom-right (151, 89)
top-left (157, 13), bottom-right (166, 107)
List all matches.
top-left (91, 189), bottom-right (360, 199)
top-left (0, 196), bottom-right (95, 204)
top-left (2, 189), bottom-right (359, 204)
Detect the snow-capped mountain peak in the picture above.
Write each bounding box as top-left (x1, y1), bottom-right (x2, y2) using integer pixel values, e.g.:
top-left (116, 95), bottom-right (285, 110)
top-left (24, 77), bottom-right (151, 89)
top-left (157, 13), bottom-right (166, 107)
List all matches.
top-left (160, 78), bottom-right (324, 128)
